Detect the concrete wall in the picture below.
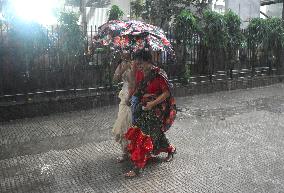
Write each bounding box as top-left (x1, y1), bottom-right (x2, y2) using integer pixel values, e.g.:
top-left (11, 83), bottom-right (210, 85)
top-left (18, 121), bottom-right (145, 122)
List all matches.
top-left (212, 0), bottom-right (225, 14)
top-left (86, 7), bottom-right (109, 29)
top-left (264, 3), bottom-right (282, 18)
top-left (225, 0), bottom-right (260, 28)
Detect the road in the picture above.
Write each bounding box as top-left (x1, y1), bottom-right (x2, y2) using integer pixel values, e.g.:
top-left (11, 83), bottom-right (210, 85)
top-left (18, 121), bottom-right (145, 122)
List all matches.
top-left (0, 83), bottom-right (284, 193)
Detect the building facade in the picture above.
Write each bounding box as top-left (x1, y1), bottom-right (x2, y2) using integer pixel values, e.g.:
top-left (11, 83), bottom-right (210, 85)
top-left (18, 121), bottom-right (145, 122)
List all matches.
top-left (225, 0), bottom-right (260, 28)
top-left (261, 3), bottom-right (282, 18)
top-left (212, 0), bottom-right (225, 14)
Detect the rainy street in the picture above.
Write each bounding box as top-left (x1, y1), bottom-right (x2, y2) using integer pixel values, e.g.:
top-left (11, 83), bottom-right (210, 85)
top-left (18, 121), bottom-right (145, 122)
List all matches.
top-left (0, 83), bottom-right (284, 193)
top-left (1, 0), bottom-right (284, 192)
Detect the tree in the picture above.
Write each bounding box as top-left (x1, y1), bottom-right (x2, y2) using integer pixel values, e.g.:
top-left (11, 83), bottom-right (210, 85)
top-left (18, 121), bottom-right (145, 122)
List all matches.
top-left (224, 10), bottom-right (243, 78)
top-left (58, 11), bottom-right (85, 57)
top-left (190, 0), bottom-right (212, 17)
top-left (80, 0), bottom-right (87, 35)
top-left (173, 10), bottom-right (198, 80)
top-left (140, 0), bottom-right (177, 28)
top-left (263, 18), bottom-right (284, 74)
top-left (63, 0), bottom-right (87, 35)
top-left (108, 5), bottom-right (124, 21)
top-left (130, 0), bottom-right (143, 19)
top-left (131, 0), bottom-right (213, 28)
top-left (202, 10), bottom-right (227, 78)
top-left (246, 18), bottom-right (266, 73)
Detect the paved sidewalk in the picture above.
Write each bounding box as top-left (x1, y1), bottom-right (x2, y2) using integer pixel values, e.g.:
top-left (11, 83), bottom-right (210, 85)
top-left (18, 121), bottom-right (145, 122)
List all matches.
top-left (0, 84), bottom-right (284, 193)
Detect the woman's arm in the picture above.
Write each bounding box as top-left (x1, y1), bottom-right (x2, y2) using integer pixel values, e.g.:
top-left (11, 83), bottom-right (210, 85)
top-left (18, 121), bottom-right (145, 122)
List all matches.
top-left (144, 90), bottom-right (170, 110)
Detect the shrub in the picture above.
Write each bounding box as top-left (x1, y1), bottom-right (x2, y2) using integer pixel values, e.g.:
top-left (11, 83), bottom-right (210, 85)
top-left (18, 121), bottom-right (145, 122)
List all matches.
top-left (108, 5), bottom-right (124, 21)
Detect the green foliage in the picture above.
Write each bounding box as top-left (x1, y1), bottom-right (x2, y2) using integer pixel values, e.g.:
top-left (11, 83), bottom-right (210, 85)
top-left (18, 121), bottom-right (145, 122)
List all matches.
top-left (58, 11), bottom-right (85, 56)
top-left (130, 0), bottom-right (211, 28)
top-left (140, 0), bottom-right (192, 27)
top-left (201, 10), bottom-right (244, 74)
top-left (246, 18), bottom-right (266, 50)
top-left (223, 10), bottom-right (243, 67)
top-left (58, 11), bottom-right (79, 25)
top-left (203, 10), bottom-right (227, 49)
top-left (147, 0), bottom-right (175, 27)
top-left (174, 10), bottom-right (197, 45)
top-left (263, 18), bottom-right (284, 50)
top-left (7, 20), bottom-right (50, 58)
top-left (173, 10), bottom-right (198, 81)
top-left (246, 17), bottom-right (284, 71)
top-left (130, 0), bottom-right (143, 19)
top-left (247, 18), bottom-right (284, 51)
top-left (108, 5), bottom-right (124, 21)
top-left (224, 10), bottom-right (243, 51)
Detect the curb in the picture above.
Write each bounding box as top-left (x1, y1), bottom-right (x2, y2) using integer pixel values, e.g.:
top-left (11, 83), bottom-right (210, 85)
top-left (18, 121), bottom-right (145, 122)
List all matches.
top-left (0, 75), bottom-right (283, 122)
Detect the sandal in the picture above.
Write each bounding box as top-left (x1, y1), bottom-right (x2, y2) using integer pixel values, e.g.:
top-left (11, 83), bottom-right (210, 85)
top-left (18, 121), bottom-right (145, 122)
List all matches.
top-left (124, 167), bottom-right (141, 178)
top-left (124, 170), bottom-right (138, 178)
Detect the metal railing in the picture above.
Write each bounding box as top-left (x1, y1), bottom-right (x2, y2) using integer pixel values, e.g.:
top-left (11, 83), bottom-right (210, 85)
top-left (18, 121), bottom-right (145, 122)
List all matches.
top-left (0, 23), bottom-right (282, 98)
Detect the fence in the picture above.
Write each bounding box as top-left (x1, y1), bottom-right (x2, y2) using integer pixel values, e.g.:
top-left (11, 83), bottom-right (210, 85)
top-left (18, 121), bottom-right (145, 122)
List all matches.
top-left (0, 23), bottom-right (282, 97)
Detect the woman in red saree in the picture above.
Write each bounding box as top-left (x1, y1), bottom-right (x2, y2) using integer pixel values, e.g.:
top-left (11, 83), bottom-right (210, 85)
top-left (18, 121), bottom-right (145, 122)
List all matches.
top-left (124, 51), bottom-right (177, 177)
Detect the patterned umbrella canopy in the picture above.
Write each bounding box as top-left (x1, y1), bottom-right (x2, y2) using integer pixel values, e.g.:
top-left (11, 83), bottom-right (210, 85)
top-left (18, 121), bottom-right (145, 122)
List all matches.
top-left (93, 20), bottom-right (174, 54)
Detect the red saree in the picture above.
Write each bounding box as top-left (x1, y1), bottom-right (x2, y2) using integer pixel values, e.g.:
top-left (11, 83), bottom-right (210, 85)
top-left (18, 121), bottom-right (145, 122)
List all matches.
top-left (125, 67), bottom-right (176, 169)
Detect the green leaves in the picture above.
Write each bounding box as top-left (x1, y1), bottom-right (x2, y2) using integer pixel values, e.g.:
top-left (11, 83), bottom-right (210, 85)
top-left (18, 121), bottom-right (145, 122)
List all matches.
top-left (58, 11), bottom-right (80, 25)
top-left (224, 10), bottom-right (243, 51)
top-left (247, 18), bottom-right (266, 49)
top-left (130, 0), bottom-right (144, 19)
top-left (58, 11), bottom-right (85, 57)
top-left (203, 10), bottom-right (227, 49)
top-left (7, 21), bottom-right (50, 57)
top-left (264, 18), bottom-right (284, 49)
top-left (247, 18), bottom-right (284, 50)
top-left (108, 5), bottom-right (124, 21)
top-left (174, 10), bottom-right (197, 45)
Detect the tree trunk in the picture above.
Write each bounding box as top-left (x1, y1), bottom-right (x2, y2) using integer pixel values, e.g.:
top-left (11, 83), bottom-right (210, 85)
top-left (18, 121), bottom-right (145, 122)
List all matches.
top-left (80, 0), bottom-right (87, 36)
top-left (208, 0), bottom-right (213, 10)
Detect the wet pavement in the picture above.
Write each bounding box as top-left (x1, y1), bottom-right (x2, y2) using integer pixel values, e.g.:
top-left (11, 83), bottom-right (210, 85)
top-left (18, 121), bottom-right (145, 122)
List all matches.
top-left (0, 83), bottom-right (284, 193)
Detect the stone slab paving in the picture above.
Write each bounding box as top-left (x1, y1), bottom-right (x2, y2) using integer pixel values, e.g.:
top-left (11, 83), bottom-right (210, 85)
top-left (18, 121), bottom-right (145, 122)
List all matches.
top-left (0, 83), bottom-right (284, 193)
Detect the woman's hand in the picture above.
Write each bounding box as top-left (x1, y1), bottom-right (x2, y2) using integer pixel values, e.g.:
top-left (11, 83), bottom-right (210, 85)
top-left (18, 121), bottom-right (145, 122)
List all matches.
top-left (143, 90), bottom-right (170, 110)
top-left (144, 101), bottom-right (155, 110)
top-left (142, 94), bottom-right (155, 110)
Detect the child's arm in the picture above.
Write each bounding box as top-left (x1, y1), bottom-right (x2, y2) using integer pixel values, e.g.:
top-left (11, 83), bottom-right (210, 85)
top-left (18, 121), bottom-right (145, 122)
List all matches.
top-left (113, 61), bottom-right (128, 82)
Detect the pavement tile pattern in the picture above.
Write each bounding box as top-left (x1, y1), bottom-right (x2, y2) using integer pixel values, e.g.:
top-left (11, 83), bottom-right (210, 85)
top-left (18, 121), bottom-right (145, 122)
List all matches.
top-left (0, 84), bottom-right (284, 193)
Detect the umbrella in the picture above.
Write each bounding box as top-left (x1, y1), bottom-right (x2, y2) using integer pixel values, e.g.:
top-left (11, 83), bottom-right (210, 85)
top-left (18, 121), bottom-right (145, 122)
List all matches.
top-left (93, 20), bottom-right (174, 54)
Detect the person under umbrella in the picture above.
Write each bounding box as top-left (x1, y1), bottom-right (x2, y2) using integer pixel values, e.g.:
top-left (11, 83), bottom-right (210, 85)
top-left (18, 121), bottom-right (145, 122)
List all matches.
top-left (124, 50), bottom-right (177, 177)
top-left (112, 51), bottom-right (136, 163)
